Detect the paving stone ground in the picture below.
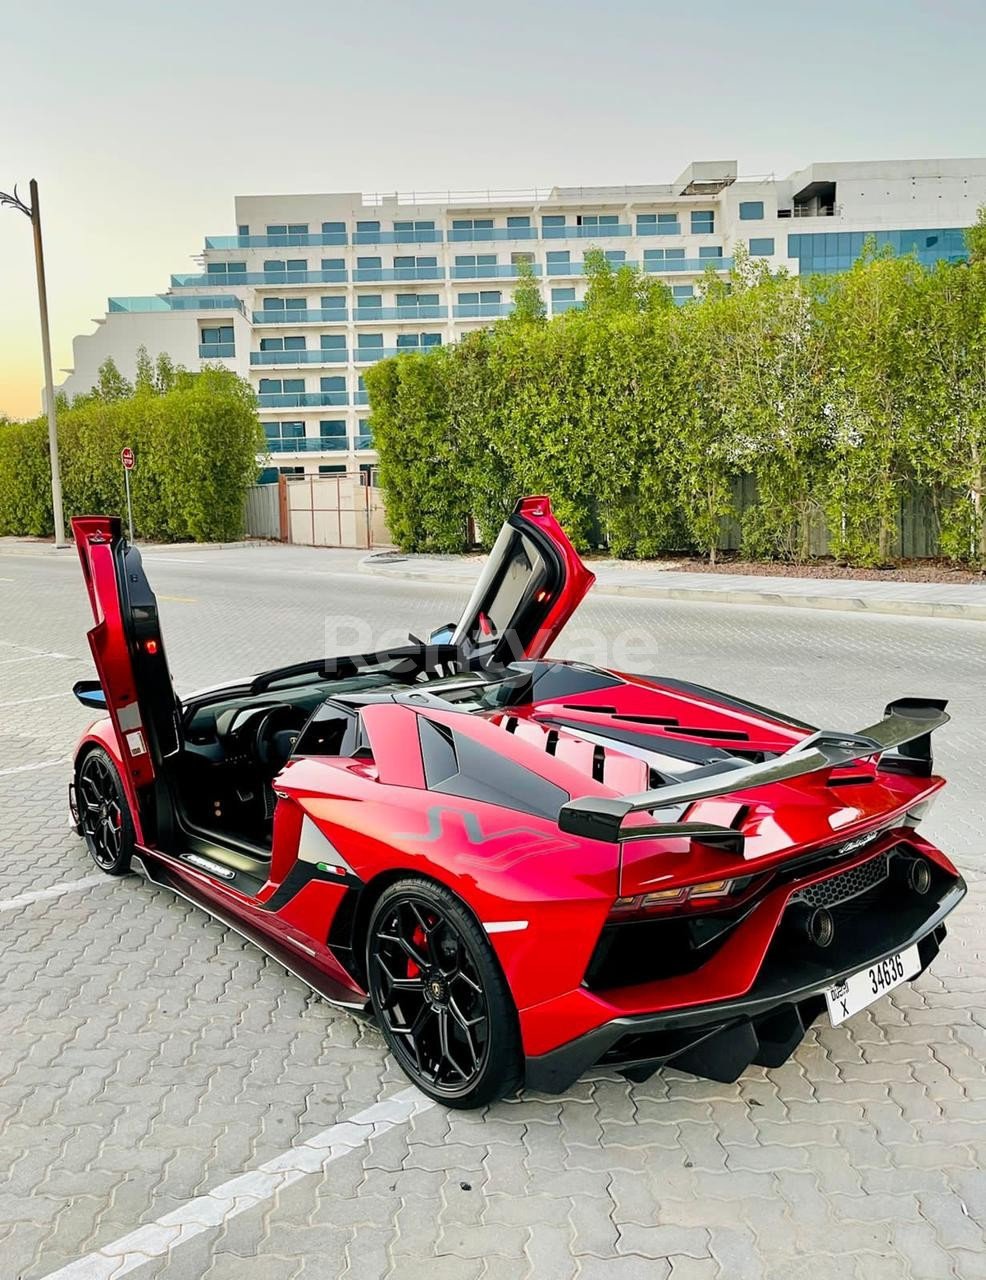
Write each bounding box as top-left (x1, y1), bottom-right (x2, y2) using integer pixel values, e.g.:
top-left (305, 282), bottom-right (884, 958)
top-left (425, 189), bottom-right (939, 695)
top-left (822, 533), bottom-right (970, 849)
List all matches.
top-left (0, 545), bottom-right (983, 1280)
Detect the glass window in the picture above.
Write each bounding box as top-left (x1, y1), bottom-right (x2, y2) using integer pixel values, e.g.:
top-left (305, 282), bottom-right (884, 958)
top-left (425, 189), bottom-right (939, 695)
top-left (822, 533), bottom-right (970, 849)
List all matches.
top-left (542, 215), bottom-right (566, 227)
top-left (320, 295), bottom-right (346, 309)
top-left (665, 248), bottom-right (685, 260)
top-left (319, 378), bottom-right (345, 393)
top-left (480, 291), bottom-right (501, 303)
top-left (457, 292), bottom-right (478, 305)
top-left (603, 250), bottom-right (626, 264)
top-left (319, 420), bottom-right (346, 436)
top-left (637, 214), bottom-right (656, 227)
top-left (289, 224), bottom-right (307, 235)
top-left (260, 337), bottom-right (284, 351)
top-left (285, 297), bottom-right (305, 310)
top-left (283, 378), bottom-right (304, 392)
top-left (355, 294), bottom-right (382, 308)
top-left (208, 261), bottom-right (246, 274)
top-left (672, 284), bottom-right (694, 298)
top-left (319, 464), bottom-right (346, 474)
top-left (579, 214), bottom-right (619, 227)
top-left (238, 225), bottom-right (249, 237)
top-left (739, 202), bottom-right (764, 221)
top-left (658, 214), bottom-right (677, 224)
top-left (320, 334), bottom-right (346, 349)
top-left (699, 246), bottom-right (723, 259)
top-left (263, 298), bottom-right (285, 311)
top-left (358, 333), bottom-right (384, 348)
top-left (321, 258), bottom-right (345, 271)
top-left (749, 237), bottom-right (775, 256)
top-left (507, 216), bottom-right (531, 228)
top-left (691, 211), bottom-right (715, 234)
top-left (546, 250), bottom-right (570, 263)
top-left (511, 251), bottom-right (534, 265)
top-left (201, 325), bottom-right (233, 344)
top-left (266, 225), bottom-right (286, 235)
top-left (396, 333), bottom-right (418, 348)
top-left (452, 218), bottom-right (493, 230)
top-left (357, 256), bottom-right (381, 269)
top-left (322, 221), bottom-right (345, 235)
top-left (357, 220), bottom-right (380, 232)
top-left (551, 287), bottom-right (576, 301)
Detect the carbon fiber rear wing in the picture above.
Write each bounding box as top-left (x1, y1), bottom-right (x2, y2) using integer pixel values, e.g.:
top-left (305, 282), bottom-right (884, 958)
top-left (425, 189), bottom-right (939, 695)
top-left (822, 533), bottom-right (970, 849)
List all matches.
top-left (557, 698), bottom-right (949, 845)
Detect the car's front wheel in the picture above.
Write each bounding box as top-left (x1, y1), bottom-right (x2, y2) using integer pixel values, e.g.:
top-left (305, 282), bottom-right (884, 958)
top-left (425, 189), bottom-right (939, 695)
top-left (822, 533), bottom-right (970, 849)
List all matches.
top-left (76, 748), bottom-right (135, 876)
top-left (366, 878), bottom-right (522, 1108)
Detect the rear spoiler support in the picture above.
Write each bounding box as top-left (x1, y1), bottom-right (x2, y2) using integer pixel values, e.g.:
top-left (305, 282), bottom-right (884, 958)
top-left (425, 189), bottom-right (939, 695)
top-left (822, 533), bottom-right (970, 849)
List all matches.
top-left (557, 698), bottom-right (949, 844)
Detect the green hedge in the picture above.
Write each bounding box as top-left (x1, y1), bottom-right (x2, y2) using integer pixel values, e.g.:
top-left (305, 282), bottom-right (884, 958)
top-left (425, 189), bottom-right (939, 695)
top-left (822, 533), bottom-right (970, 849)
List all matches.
top-left (367, 228), bottom-right (986, 567)
top-left (0, 364), bottom-right (265, 542)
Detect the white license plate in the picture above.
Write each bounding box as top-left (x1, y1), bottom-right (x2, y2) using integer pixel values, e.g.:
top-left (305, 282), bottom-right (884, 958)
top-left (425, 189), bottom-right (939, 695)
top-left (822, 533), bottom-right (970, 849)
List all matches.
top-left (825, 944), bottom-right (921, 1026)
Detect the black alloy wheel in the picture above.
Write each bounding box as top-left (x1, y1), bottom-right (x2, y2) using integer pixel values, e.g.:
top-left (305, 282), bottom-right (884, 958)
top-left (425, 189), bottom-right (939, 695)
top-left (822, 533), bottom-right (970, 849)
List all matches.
top-left (77, 748), bottom-right (135, 875)
top-left (366, 878), bottom-right (522, 1107)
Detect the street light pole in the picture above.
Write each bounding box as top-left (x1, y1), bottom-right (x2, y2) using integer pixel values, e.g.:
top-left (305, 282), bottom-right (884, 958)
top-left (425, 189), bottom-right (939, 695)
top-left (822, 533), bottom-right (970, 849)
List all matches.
top-left (0, 179), bottom-right (67, 547)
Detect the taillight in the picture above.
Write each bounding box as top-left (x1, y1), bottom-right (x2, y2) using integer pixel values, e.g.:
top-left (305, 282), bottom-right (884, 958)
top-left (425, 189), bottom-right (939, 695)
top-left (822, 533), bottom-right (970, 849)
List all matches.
top-left (610, 879), bottom-right (735, 915)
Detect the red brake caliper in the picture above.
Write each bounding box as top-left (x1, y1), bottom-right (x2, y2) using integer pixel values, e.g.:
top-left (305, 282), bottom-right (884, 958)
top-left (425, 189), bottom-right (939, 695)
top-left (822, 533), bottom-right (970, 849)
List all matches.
top-left (407, 923), bottom-right (427, 979)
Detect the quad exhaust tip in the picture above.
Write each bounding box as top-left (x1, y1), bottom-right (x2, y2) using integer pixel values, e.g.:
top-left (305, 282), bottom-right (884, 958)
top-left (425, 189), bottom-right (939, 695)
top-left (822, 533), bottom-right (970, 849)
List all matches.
top-left (907, 857), bottom-right (932, 896)
top-left (806, 906), bottom-right (835, 948)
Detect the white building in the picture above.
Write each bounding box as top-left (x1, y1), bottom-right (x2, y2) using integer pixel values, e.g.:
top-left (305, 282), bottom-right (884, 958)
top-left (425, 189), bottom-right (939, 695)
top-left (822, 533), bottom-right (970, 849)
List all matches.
top-left (57, 157), bottom-right (986, 480)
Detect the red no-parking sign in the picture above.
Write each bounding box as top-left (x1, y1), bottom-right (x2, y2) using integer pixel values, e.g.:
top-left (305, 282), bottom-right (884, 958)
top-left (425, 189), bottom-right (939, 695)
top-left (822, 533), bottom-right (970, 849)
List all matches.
top-left (121, 446), bottom-right (135, 471)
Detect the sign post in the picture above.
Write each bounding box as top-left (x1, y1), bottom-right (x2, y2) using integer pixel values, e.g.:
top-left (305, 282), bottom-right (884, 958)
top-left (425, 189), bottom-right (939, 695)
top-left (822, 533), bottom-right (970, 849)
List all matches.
top-left (121, 447), bottom-right (135, 543)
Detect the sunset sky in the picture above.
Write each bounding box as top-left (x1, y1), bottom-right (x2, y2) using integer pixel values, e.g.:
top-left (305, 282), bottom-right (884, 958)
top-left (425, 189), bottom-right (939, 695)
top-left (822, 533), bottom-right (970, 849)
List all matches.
top-left (2, 0), bottom-right (985, 419)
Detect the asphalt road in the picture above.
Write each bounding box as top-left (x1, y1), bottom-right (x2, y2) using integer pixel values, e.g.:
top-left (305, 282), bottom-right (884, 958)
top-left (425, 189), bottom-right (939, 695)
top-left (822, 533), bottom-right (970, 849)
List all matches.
top-left (1, 545), bottom-right (984, 1280)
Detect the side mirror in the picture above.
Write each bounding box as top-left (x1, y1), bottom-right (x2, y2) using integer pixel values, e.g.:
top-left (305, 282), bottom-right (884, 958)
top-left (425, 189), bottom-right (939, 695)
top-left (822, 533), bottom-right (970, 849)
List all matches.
top-left (73, 679), bottom-right (107, 709)
top-left (428, 623), bottom-right (456, 645)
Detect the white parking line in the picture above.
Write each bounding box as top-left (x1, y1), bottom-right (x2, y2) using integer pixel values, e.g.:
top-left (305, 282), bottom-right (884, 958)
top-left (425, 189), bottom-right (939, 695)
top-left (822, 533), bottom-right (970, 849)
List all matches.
top-left (0, 691), bottom-right (72, 709)
top-left (41, 1086), bottom-right (433, 1280)
top-left (0, 757), bottom-right (70, 778)
top-left (0, 874), bottom-right (108, 913)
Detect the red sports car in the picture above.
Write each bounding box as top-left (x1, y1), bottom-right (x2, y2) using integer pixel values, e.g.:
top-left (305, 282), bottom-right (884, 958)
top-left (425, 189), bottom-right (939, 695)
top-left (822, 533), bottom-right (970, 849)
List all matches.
top-left (69, 499), bottom-right (965, 1107)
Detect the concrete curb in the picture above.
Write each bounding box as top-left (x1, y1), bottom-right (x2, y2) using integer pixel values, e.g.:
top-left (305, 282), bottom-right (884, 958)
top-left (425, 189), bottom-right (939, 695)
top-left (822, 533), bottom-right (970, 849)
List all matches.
top-left (0, 539), bottom-right (274, 558)
top-left (359, 559), bottom-right (986, 622)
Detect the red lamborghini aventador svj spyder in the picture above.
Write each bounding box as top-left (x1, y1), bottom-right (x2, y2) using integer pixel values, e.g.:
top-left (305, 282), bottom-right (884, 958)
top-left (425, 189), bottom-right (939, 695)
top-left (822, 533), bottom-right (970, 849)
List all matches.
top-left (69, 498), bottom-right (965, 1107)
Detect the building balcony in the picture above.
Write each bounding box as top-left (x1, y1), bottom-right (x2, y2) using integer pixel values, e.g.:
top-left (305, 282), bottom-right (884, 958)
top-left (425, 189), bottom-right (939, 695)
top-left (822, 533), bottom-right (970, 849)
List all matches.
top-left (257, 391), bottom-right (349, 408)
top-left (172, 270), bottom-right (348, 288)
top-left (265, 436), bottom-right (350, 454)
top-left (109, 295), bottom-right (246, 315)
top-left (205, 232), bottom-right (348, 249)
top-left (199, 342), bottom-right (236, 358)
top-left (251, 349), bottom-right (348, 365)
top-left (354, 435), bottom-right (374, 450)
top-left (353, 346), bottom-right (430, 363)
top-left (551, 299), bottom-right (584, 314)
top-left (253, 308), bottom-right (348, 324)
top-left (643, 257), bottom-right (733, 273)
top-left (546, 260), bottom-right (640, 276)
top-left (352, 229), bottom-right (443, 245)
top-left (453, 302), bottom-right (514, 318)
top-left (542, 223), bottom-right (632, 239)
top-left (354, 390), bottom-right (370, 405)
top-left (446, 226), bottom-right (537, 242)
top-left (352, 305), bottom-right (448, 321)
top-left (450, 263), bottom-right (541, 280)
top-left (352, 266), bottom-right (445, 282)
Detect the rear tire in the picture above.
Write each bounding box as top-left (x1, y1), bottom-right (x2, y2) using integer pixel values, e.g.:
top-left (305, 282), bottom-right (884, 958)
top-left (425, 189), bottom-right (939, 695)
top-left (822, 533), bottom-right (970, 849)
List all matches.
top-left (366, 877), bottom-right (523, 1108)
top-left (76, 748), bottom-right (135, 876)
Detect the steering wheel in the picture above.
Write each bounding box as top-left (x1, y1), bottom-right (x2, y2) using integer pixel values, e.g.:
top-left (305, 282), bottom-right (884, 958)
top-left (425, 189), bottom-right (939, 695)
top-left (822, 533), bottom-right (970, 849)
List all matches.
top-left (253, 705), bottom-right (308, 770)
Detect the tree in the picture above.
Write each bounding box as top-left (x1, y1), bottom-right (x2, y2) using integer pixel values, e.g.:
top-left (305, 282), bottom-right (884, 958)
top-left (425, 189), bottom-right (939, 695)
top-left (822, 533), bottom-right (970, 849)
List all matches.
top-left (135, 344), bottom-right (156, 394)
top-left (94, 357), bottom-right (132, 402)
top-left (0, 360), bottom-right (264, 541)
top-left (583, 249), bottom-right (671, 316)
top-left (819, 243), bottom-right (926, 564)
top-left (908, 253), bottom-right (986, 563)
top-left (509, 259), bottom-right (546, 324)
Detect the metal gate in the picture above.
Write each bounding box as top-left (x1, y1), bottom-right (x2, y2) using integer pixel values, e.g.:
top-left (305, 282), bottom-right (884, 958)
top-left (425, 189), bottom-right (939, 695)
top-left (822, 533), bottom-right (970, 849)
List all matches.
top-left (281, 473), bottom-right (392, 548)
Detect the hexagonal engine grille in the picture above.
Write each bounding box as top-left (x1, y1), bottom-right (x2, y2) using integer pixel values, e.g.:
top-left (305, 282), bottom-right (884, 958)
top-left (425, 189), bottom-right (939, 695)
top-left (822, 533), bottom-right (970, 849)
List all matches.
top-left (791, 852), bottom-right (891, 909)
